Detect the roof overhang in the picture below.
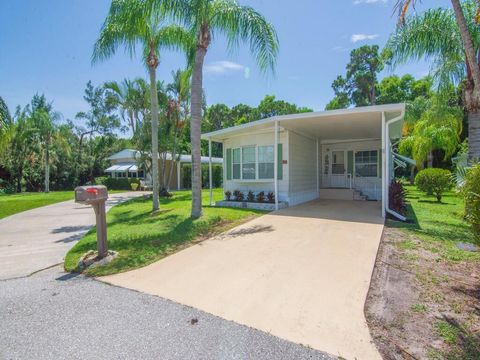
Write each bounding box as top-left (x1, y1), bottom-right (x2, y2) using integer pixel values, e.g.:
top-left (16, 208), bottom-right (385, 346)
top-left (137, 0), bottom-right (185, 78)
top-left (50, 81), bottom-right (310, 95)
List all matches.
top-left (201, 103), bottom-right (405, 142)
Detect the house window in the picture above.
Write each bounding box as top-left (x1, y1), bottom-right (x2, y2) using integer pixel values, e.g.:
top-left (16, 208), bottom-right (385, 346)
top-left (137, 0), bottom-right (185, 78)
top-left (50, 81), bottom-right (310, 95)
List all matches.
top-left (232, 148), bottom-right (241, 179)
top-left (258, 145), bottom-right (274, 179)
top-left (332, 151), bottom-right (345, 174)
top-left (355, 150), bottom-right (378, 177)
top-left (242, 146), bottom-right (256, 179)
top-left (230, 145), bottom-right (276, 180)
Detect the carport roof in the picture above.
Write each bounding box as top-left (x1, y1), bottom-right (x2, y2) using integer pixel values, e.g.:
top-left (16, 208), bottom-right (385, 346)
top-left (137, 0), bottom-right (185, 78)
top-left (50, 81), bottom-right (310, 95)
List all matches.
top-left (201, 103), bottom-right (405, 142)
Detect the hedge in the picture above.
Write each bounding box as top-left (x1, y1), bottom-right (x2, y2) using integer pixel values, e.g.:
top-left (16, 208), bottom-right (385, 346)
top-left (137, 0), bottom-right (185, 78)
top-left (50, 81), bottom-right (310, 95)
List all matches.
top-left (182, 164), bottom-right (223, 189)
top-left (94, 176), bottom-right (140, 190)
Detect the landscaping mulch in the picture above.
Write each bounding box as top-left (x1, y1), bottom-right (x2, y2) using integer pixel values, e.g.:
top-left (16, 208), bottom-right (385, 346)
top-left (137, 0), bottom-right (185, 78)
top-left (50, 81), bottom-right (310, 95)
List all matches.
top-left (365, 226), bottom-right (480, 359)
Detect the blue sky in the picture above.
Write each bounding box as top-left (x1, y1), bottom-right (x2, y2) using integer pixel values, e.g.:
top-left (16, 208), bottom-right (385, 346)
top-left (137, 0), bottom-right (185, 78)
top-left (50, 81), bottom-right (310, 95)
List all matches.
top-left (0, 0), bottom-right (450, 123)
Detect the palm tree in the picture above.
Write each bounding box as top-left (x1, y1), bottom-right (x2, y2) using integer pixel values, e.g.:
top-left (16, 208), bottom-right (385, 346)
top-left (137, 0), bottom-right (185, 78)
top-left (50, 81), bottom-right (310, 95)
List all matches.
top-left (164, 69), bottom-right (191, 190)
top-left (92, 0), bottom-right (192, 211)
top-left (393, 0), bottom-right (480, 160)
top-left (154, 0), bottom-right (279, 218)
top-left (105, 79), bottom-right (142, 134)
top-left (29, 94), bottom-right (60, 193)
top-left (0, 96), bottom-right (11, 131)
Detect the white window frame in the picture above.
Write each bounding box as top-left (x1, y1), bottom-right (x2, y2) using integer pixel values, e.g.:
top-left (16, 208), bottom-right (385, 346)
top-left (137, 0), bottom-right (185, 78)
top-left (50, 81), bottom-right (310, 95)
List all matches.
top-left (354, 150), bottom-right (379, 178)
top-left (230, 145), bottom-right (275, 181)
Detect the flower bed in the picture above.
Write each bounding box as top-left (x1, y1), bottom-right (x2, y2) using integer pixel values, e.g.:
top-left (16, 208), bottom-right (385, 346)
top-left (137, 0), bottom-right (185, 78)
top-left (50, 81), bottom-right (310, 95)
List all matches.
top-left (216, 200), bottom-right (288, 211)
top-left (218, 190), bottom-right (288, 211)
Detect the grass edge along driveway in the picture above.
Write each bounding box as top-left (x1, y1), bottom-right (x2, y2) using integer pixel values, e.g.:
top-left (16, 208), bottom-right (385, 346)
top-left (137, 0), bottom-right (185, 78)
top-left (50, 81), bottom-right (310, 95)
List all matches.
top-left (0, 191), bottom-right (74, 219)
top-left (65, 189), bottom-right (265, 276)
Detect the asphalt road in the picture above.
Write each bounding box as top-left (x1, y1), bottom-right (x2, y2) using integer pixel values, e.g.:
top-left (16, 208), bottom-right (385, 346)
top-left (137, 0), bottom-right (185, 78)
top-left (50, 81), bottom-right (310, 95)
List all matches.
top-left (0, 266), bottom-right (335, 360)
top-left (0, 192), bottom-right (149, 280)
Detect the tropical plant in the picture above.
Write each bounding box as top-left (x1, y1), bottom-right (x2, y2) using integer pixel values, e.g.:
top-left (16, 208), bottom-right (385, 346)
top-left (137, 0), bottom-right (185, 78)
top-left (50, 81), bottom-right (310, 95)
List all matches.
top-left (247, 190), bottom-right (255, 202)
top-left (104, 78), bottom-right (149, 134)
top-left (256, 191), bottom-right (265, 203)
top-left (93, 0), bottom-right (192, 211)
top-left (155, 0), bottom-right (279, 218)
top-left (389, 0), bottom-right (480, 161)
top-left (398, 92), bottom-right (463, 167)
top-left (389, 179), bottom-right (407, 216)
top-left (415, 168), bottom-right (453, 202)
top-left (267, 191), bottom-right (275, 203)
top-left (224, 190), bottom-right (231, 201)
top-left (0, 96), bottom-right (11, 131)
top-left (233, 190), bottom-right (244, 202)
top-left (460, 163), bottom-right (480, 243)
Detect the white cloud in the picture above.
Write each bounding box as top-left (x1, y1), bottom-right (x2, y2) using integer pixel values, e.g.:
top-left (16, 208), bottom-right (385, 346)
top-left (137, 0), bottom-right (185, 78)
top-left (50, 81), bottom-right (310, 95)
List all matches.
top-left (353, 0), bottom-right (387, 4)
top-left (205, 60), bottom-right (250, 79)
top-left (350, 33), bottom-right (379, 43)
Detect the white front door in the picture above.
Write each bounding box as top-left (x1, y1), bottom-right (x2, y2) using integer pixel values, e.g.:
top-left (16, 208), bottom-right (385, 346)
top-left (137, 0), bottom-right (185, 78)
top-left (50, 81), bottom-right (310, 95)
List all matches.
top-left (330, 150), bottom-right (348, 188)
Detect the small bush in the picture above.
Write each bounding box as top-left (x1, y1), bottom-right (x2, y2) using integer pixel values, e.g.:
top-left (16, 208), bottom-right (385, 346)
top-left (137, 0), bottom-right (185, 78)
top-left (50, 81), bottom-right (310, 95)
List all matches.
top-left (233, 190), bottom-right (244, 202)
top-left (415, 168), bottom-right (452, 202)
top-left (389, 179), bottom-right (407, 216)
top-left (460, 164), bottom-right (480, 243)
top-left (131, 183), bottom-right (139, 191)
top-left (0, 180), bottom-right (16, 194)
top-left (256, 191), bottom-right (265, 203)
top-left (267, 191), bottom-right (275, 203)
top-left (96, 177), bottom-right (140, 191)
top-left (225, 191), bottom-right (231, 201)
top-left (247, 190), bottom-right (255, 202)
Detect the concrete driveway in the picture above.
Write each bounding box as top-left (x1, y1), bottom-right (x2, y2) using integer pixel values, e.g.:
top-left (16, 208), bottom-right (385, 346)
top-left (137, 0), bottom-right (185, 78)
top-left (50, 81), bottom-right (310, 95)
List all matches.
top-left (102, 199), bottom-right (385, 360)
top-left (0, 191), bottom-right (149, 280)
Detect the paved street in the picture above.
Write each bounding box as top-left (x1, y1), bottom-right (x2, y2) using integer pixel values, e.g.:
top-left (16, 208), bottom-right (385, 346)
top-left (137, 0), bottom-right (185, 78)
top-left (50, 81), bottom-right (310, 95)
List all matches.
top-left (0, 266), bottom-right (334, 360)
top-left (0, 192), bottom-right (149, 280)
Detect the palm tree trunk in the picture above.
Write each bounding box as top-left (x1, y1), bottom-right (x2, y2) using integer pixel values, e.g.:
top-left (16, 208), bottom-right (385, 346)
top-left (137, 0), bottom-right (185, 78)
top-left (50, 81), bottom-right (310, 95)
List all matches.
top-left (451, 0), bottom-right (480, 92)
top-left (148, 63), bottom-right (160, 211)
top-left (468, 109), bottom-right (480, 160)
top-left (190, 46), bottom-right (207, 218)
top-left (44, 146), bottom-right (50, 193)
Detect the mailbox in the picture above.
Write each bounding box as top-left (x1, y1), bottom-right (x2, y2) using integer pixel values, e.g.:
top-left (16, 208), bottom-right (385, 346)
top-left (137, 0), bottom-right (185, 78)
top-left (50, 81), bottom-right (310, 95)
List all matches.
top-left (75, 185), bottom-right (108, 205)
top-left (74, 185), bottom-right (109, 259)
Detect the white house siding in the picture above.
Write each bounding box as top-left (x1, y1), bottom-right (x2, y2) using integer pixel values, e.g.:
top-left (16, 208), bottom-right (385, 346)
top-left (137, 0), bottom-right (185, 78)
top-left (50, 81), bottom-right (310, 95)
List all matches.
top-left (321, 139), bottom-right (382, 200)
top-left (288, 131), bottom-right (318, 206)
top-left (223, 130), bottom-right (289, 202)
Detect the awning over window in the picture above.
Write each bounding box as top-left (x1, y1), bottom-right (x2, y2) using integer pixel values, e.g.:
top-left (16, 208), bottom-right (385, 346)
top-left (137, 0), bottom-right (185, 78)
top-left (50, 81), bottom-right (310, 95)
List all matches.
top-left (105, 163), bottom-right (137, 172)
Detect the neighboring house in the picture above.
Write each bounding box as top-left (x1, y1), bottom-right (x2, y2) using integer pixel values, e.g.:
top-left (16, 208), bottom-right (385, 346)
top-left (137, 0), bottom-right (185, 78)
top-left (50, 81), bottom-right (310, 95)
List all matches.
top-left (201, 104), bottom-right (411, 219)
top-left (105, 149), bottom-right (223, 190)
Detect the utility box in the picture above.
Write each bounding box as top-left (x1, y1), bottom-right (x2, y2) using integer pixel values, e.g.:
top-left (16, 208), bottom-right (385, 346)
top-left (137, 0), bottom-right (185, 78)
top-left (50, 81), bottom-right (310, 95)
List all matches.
top-left (74, 185), bottom-right (109, 258)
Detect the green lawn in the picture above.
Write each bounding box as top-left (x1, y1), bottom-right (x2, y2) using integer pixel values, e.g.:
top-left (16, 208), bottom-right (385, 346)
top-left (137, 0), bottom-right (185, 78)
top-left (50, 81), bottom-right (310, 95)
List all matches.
top-left (65, 189), bottom-right (264, 276)
top-left (388, 184), bottom-right (480, 262)
top-left (0, 191), bottom-right (75, 219)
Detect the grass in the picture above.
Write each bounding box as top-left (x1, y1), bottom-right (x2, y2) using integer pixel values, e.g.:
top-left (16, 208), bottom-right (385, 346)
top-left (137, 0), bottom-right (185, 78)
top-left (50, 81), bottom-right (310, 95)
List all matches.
top-left (64, 188), bottom-right (265, 276)
top-left (0, 191), bottom-right (74, 219)
top-left (388, 185), bottom-right (480, 262)
top-left (435, 321), bottom-right (460, 345)
top-left (0, 189), bottom-right (127, 219)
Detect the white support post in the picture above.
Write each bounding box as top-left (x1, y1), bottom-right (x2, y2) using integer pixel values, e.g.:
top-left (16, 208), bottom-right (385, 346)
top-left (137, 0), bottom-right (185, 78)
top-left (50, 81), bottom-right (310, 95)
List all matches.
top-left (274, 121), bottom-right (279, 211)
top-left (381, 112), bottom-right (386, 218)
top-left (316, 138), bottom-right (319, 197)
top-left (209, 138), bottom-right (213, 206)
top-left (177, 161), bottom-right (181, 190)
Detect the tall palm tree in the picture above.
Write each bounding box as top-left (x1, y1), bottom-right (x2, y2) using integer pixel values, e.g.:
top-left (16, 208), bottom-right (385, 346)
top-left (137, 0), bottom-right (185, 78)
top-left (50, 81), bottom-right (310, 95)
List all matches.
top-left (92, 0), bottom-right (192, 211)
top-left (393, 0), bottom-right (480, 160)
top-left (30, 94), bottom-right (60, 193)
top-left (154, 0), bottom-right (279, 218)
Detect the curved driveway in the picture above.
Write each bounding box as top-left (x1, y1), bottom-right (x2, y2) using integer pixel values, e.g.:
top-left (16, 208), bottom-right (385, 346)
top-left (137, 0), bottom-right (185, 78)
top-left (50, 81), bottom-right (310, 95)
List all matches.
top-left (0, 192), bottom-right (149, 280)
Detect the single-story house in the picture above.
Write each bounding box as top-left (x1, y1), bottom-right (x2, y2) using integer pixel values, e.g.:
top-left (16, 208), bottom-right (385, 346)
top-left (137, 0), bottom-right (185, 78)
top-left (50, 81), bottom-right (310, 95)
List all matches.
top-left (201, 103), bottom-right (412, 219)
top-left (105, 149), bottom-right (223, 190)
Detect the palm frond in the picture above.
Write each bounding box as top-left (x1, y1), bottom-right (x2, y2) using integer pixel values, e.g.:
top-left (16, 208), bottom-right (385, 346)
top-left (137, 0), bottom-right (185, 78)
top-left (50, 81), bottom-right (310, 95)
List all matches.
top-left (211, 0), bottom-right (279, 74)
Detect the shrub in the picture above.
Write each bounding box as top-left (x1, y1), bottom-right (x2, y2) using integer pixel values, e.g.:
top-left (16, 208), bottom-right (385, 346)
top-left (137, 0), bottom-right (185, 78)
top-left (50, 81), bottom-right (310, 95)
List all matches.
top-left (460, 164), bottom-right (480, 243)
top-left (183, 163), bottom-right (223, 189)
top-left (233, 190), bottom-right (244, 202)
top-left (389, 179), bottom-right (407, 216)
top-left (131, 183), bottom-right (139, 191)
top-left (247, 190), bottom-right (255, 202)
top-left (415, 168), bottom-right (452, 202)
top-left (267, 191), bottom-right (275, 203)
top-left (256, 191), bottom-right (265, 203)
top-left (0, 180), bottom-right (16, 194)
top-left (225, 190), bottom-right (232, 201)
top-left (96, 177), bottom-right (140, 191)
